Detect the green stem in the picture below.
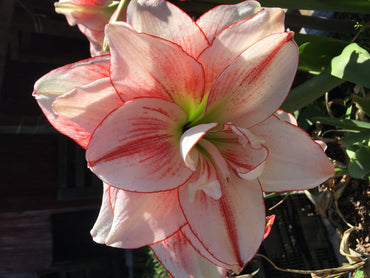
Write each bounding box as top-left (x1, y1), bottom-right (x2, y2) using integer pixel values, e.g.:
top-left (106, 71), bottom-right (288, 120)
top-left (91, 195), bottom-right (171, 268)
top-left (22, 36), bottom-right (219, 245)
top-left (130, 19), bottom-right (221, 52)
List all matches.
top-left (103, 0), bottom-right (130, 51)
top-left (264, 191), bottom-right (291, 199)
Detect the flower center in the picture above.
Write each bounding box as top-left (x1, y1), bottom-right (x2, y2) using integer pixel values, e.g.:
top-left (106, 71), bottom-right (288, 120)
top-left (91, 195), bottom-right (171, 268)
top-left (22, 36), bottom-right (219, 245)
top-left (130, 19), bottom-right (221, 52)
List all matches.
top-left (180, 122), bottom-right (268, 201)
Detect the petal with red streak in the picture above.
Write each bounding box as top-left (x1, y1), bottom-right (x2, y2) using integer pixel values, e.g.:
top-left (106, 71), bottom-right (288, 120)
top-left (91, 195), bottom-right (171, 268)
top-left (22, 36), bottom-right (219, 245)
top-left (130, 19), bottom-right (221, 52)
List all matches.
top-left (179, 175), bottom-right (265, 268)
top-left (91, 184), bottom-right (186, 248)
top-left (87, 98), bottom-right (193, 192)
top-left (151, 229), bottom-right (228, 278)
top-left (127, 0), bottom-right (209, 57)
top-left (53, 77), bottom-right (123, 134)
top-left (106, 23), bottom-right (205, 119)
top-left (180, 225), bottom-right (239, 272)
top-left (33, 55), bottom-right (110, 148)
top-left (199, 8), bottom-right (285, 92)
top-left (250, 115), bottom-right (335, 192)
top-left (203, 32), bottom-right (298, 126)
top-left (196, 0), bottom-right (261, 43)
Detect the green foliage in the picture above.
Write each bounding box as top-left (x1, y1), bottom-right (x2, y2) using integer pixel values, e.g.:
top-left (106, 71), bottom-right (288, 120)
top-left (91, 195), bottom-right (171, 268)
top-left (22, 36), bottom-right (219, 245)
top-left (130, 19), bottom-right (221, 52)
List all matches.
top-left (346, 141), bottom-right (370, 179)
top-left (146, 249), bottom-right (170, 278)
top-left (281, 72), bottom-right (344, 112)
top-left (314, 117), bottom-right (370, 131)
top-left (200, 0), bottom-right (370, 13)
top-left (354, 267), bottom-right (364, 278)
top-left (295, 34), bottom-right (349, 74)
top-left (331, 43), bottom-right (370, 88)
top-left (352, 94), bottom-right (370, 116)
top-left (296, 102), bottom-right (326, 131)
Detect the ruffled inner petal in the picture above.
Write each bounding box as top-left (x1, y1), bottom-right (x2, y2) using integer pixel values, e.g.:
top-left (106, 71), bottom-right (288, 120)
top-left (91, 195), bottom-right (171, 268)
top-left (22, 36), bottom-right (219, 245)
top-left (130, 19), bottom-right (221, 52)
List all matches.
top-left (205, 123), bottom-right (268, 181)
top-left (180, 123), bottom-right (219, 170)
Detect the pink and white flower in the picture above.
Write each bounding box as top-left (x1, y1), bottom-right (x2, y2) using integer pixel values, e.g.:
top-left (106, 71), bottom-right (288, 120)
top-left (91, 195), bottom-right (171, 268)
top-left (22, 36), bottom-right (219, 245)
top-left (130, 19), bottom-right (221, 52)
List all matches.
top-left (55, 0), bottom-right (119, 56)
top-left (33, 0), bottom-right (334, 277)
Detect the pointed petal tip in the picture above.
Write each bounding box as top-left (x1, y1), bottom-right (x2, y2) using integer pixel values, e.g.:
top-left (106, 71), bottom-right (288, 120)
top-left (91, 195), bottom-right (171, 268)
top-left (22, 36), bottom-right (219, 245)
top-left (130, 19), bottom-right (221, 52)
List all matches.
top-left (286, 31), bottom-right (295, 41)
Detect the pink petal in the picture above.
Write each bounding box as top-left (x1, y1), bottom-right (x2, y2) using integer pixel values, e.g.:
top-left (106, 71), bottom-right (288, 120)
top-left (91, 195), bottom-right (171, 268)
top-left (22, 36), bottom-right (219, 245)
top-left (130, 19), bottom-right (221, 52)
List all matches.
top-left (55, 0), bottom-right (115, 56)
top-left (77, 24), bottom-right (106, 56)
top-left (210, 123), bottom-right (268, 180)
top-left (198, 8), bottom-right (285, 92)
top-left (151, 229), bottom-right (228, 278)
top-left (315, 140), bottom-right (328, 151)
top-left (86, 98), bottom-right (193, 192)
top-left (179, 175), bottom-right (265, 268)
top-left (196, 0), bottom-right (261, 43)
top-left (33, 56), bottom-right (110, 148)
top-left (127, 0), bottom-right (209, 57)
top-left (274, 109), bottom-right (298, 125)
top-left (250, 115), bottom-right (335, 192)
top-left (53, 77), bottom-right (123, 134)
top-left (203, 32), bottom-right (298, 126)
top-left (180, 225), bottom-right (238, 272)
top-left (106, 22), bottom-right (205, 120)
top-left (58, 0), bottom-right (113, 7)
top-left (187, 156), bottom-right (223, 202)
top-left (55, 0), bottom-right (113, 28)
top-left (91, 184), bottom-right (186, 248)
top-left (180, 123), bottom-right (219, 170)
top-left (90, 183), bottom-right (114, 244)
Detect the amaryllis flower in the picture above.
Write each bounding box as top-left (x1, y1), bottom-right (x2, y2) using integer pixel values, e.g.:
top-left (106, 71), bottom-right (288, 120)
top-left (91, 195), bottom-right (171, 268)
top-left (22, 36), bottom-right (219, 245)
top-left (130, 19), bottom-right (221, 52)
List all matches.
top-left (33, 0), bottom-right (334, 277)
top-left (55, 0), bottom-right (119, 56)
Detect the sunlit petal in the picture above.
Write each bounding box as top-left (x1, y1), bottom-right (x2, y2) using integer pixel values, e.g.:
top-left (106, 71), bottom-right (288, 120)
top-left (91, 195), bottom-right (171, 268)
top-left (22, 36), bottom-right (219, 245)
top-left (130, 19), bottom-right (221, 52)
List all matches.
top-left (179, 175), bottom-right (265, 268)
top-left (151, 228), bottom-right (228, 278)
top-left (196, 0), bottom-right (261, 43)
top-left (53, 77), bottom-right (123, 134)
top-left (250, 115), bottom-right (334, 191)
top-left (106, 22), bottom-right (205, 118)
top-left (127, 0), bottom-right (209, 57)
top-left (91, 184), bottom-right (186, 248)
top-left (199, 8), bottom-right (285, 92)
top-left (204, 32), bottom-right (298, 126)
top-left (33, 56), bottom-right (110, 147)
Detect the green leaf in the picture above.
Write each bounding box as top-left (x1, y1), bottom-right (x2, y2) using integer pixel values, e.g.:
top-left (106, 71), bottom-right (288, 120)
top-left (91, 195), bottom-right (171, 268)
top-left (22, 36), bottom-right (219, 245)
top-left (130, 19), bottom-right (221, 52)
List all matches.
top-left (295, 36), bottom-right (370, 88)
top-left (297, 102), bottom-right (326, 130)
top-left (342, 129), bottom-right (370, 145)
top-left (352, 94), bottom-right (370, 116)
top-left (314, 117), bottom-right (370, 131)
top-left (346, 144), bottom-right (370, 179)
top-left (295, 34), bottom-right (349, 74)
top-left (331, 43), bottom-right (370, 88)
top-left (199, 0), bottom-right (370, 13)
top-left (281, 72), bottom-right (344, 112)
top-left (354, 267), bottom-right (364, 278)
